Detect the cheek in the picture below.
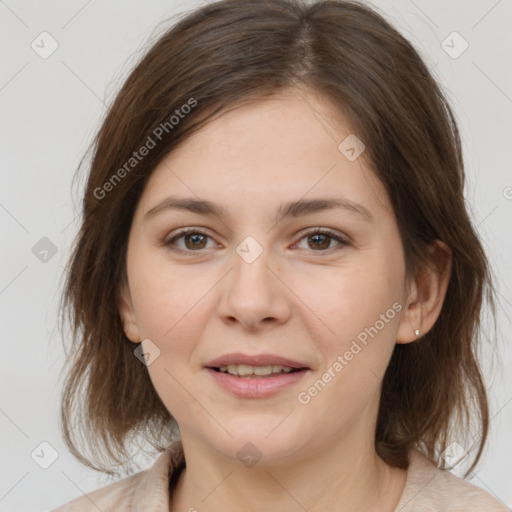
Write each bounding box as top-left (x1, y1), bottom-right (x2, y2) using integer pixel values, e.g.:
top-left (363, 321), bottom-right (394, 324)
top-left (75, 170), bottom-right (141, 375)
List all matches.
top-left (302, 267), bottom-right (402, 423)
top-left (305, 259), bottom-right (403, 353)
top-left (128, 259), bottom-right (213, 421)
top-left (128, 249), bottom-right (215, 342)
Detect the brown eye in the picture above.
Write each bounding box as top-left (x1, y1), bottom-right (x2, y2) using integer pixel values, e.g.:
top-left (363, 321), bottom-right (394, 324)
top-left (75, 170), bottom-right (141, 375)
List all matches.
top-left (295, 229), bottom-right (349, 252)
top-left (307, 233), bottom-right (332, 250)
top-left (164, 228), bottom-right (215, 254)
top-left (182, 232), bottom-right (208, 250)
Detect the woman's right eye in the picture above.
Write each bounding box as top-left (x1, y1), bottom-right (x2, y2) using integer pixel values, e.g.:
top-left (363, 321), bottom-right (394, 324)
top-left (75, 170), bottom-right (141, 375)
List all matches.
top-left (163, 228), bottom-right (217, 254)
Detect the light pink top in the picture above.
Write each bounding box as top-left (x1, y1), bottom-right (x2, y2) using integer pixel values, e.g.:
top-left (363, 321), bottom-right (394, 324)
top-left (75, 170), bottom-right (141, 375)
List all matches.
top-left (52, 441), bottom-right (509, 511)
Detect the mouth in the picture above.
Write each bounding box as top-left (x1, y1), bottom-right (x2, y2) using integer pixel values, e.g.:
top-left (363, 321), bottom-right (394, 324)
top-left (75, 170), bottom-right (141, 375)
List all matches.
top-left (204, 353), bottom-right (310, 398)
top-left (205, 352), bottom-right (310, 376)
top-left (210, 364), bottom-right (304, 378)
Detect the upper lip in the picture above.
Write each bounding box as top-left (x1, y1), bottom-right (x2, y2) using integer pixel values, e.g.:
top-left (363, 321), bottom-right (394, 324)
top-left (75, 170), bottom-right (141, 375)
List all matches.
top-left (206, 353), bottom-right (309, 369)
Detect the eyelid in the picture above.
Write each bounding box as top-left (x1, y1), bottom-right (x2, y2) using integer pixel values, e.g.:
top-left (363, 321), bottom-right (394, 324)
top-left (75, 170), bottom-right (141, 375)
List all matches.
top-left (163, 226), bottom-right (215, 248)
top-left (295, 226), bottom-right (349, 242)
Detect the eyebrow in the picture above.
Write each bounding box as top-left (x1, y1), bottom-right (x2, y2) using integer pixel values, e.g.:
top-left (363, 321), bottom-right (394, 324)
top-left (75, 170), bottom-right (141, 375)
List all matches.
top-left (144, 196), bottom-right (374, 223)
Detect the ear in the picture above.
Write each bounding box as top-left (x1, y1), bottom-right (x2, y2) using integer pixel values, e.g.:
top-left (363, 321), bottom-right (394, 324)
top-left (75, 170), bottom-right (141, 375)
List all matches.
top-left (396, 240), bottom-right (452, 344)
top-left (117, 278), bottom-right (142, 343)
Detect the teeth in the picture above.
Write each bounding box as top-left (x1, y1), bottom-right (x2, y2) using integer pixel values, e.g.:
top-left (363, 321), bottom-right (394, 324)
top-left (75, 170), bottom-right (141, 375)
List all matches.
top-left (254, 365), bottom-right (274, 376)
top-left (218, 364), bottom-right (295, 377)
top-left (237, 364), bottom-right (253, 376)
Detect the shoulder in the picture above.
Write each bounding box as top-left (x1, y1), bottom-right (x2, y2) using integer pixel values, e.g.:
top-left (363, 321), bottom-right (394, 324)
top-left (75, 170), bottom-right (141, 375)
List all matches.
top-left (51, 441), bottom-right (185, 512)
top-left (395, 449), bottom-right (509, 512)
top-left (50, 471), bottom-right (144, 512)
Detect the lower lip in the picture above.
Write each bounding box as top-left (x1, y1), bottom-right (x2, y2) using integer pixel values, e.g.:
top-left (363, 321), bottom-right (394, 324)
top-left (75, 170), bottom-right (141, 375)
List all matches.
top-left (205, 368), bottom-right (309, 398)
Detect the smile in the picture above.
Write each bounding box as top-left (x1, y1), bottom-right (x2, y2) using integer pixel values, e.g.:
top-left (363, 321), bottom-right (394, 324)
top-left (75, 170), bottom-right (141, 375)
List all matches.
top-left (214, 364), bottom-right (296, 377)
top-left (206, 367), bottom-right (309, 398)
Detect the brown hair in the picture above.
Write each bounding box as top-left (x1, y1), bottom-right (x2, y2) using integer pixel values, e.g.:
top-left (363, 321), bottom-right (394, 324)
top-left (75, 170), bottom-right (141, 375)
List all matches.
top-left (59, 0), bottom-right (498, 477)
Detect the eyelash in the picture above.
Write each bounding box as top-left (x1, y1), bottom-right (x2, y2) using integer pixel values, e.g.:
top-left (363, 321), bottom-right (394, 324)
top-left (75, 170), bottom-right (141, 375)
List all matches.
top-left (163, 226), bottom-right (350, 256)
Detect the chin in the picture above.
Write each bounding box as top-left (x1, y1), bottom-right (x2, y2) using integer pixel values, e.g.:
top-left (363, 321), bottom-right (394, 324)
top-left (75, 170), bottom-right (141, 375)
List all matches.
top-left (201, 417), bottom-right (311, 466)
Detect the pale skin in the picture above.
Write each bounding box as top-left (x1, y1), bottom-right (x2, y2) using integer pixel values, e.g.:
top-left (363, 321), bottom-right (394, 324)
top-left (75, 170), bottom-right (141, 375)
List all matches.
top-left (118, 87), bottom-right (452, 512)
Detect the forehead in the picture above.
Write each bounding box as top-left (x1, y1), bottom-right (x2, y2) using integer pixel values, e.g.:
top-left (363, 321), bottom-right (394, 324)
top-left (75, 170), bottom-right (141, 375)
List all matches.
top-left (172, 89), bottom-right (357, 166)
top-left (136, 89), bottom-right (394, 223)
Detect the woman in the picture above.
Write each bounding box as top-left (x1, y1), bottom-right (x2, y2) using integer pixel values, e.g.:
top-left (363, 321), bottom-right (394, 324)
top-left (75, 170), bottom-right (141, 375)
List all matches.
top-left (53, 0), bottom-right (509, 510)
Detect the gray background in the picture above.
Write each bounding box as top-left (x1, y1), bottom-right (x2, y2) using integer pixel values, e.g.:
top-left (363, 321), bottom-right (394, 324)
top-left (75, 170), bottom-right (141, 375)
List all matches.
top-left (1, 0), bottom-right (511, 510)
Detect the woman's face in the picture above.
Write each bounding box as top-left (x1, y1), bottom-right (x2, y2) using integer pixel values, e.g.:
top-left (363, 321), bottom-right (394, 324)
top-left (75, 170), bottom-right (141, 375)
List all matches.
top-left (120, 88), bottom-right (415, 464)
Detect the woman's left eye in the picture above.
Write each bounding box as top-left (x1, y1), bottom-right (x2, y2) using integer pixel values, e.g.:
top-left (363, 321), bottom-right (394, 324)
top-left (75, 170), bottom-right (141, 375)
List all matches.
top-left (163, 228), bottom-right (349, 254)
top-left (294, 229), bottom-right (348, 252)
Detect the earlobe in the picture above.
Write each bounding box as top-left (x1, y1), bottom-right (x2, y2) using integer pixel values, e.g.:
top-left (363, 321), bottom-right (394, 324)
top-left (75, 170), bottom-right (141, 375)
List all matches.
top-left (395, 288), bottom-right (423, 345)
top-left (396, 240), bottom-right (452, 344)
top-left (117, 280), bottom-right (142, 343)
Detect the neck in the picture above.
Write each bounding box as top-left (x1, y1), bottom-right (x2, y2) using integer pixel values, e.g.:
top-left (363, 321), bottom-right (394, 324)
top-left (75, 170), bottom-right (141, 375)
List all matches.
top-left (169, 431), bottom-right (407, 512)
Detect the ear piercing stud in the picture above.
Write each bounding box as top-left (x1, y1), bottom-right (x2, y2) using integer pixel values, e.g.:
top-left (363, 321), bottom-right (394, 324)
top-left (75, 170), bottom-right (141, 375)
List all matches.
top-left (414, 329), bottom-right (421, 336)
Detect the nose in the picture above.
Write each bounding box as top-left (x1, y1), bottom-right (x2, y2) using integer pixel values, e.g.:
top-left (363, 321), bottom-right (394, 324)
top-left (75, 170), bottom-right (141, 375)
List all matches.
top-left (216, 246), bottom-right (291, 331)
